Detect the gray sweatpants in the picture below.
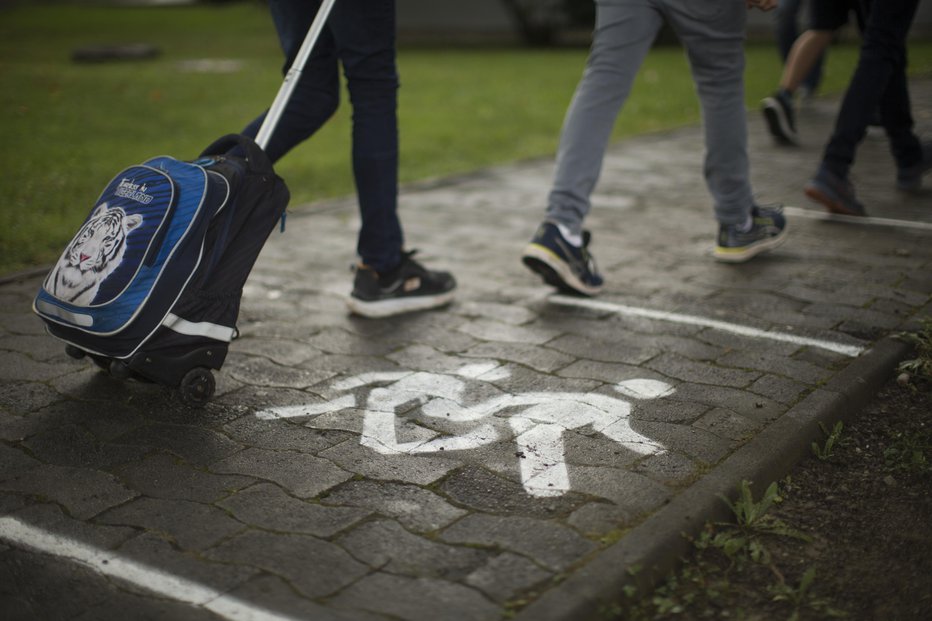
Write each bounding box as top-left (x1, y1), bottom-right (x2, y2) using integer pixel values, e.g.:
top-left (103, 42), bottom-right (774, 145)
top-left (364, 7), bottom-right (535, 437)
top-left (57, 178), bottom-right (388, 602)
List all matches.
top-left (547, 0), bottom-right (754, 232)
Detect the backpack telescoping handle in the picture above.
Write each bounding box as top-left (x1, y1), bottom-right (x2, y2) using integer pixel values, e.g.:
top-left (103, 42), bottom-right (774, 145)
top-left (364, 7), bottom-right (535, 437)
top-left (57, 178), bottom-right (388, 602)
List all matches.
top-left (254, 0), bottom-right (338, 151)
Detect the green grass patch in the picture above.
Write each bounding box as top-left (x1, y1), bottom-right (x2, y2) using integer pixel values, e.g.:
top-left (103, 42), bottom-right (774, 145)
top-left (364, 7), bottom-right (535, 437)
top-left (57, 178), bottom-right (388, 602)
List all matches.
top-left (3, 3), bottom-right (932, 274)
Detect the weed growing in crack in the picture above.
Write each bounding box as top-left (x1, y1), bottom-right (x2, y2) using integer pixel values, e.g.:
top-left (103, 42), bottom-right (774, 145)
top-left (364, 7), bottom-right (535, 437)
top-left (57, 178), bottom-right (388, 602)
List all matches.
top-left (897, 316), bottom-right (932, 382)
top-left (812, 421), bottom-right (845, 461)
top-left (769, 567), bottom-right (848, 621)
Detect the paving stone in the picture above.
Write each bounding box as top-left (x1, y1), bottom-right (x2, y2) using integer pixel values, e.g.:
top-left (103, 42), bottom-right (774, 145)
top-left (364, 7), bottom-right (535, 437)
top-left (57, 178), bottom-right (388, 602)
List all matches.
top-left (441, 514), bottom-right (597, 572)
top-left (112, 423), bottom-right (243, 466)
top-left (632, 451), bottom-right (702, 487)
top-left (0, 546), bottom-right (115, 621)
top-left (456, 301), bottom-right (538, 326)
top-left (635, 333), bottom-right (728, 362)
top-left (306, 327), bottom-right (401, 356)
top-left (458, 319), bottom-right (561, 346)
top-left (748, 374), bottom-right (811, 405)
top-left (803, 302), bottom-right (904, 331)
top-left (439, 465), bottom-right (585, 519)
top-left (717, 350), bottom-right (833, 386)
top-left (465, 551), bottom-right (553, 604)
top-left (462, 341), bottom-right (575, 374)
top-left (566, 501), bottom-right (635, 536)
top-left (0, 442), bottom-right (41, 481)
top-left (118, 532), bottom-right (257, 598)
top-left (670, 383), bottom-right (783, 425)
top-left (692, 408), bottom-right (762, 443)
top-left (223, 412), bottom-right (353, 454)
top-left (0, 334), bottom-right (69, 362)
top-left (219, 482), bottom-right (369, 537)
top-left (337, 519), bottom-right (489, 579)
top-left (224, 355), bottom-right (338, 390)
top-left (566, 466), bottom-right (671, 514)
top-left (329, 572), bottom-right (500, 621)
top-left (634, 420), bottom-right (733, 465)
top-left (6, 400), bottom-right (147, 444)
top-left (0, 381), bottom-right (62, 416)
top-left (556, 359), bottom-right (660, 386)
top-left (0, 311), bottom-right (47, 336)
top-left (206, 529), bottom-right (367, 599)
top-left (0, 491), bottom-right (27, 514)
top-left (96, 497), bottom-right (245, 551)
top-left (321, 479), bottom-right (465, 533)
top-left (227, 336), bottom-right (322, 367)
top-left (615, 395), bottom-right (707, 424)
top-left (115, 452), bottom-right (254, 502)
top-left (319, 439), bottom-right (460, 486)
top-left (210, 447), bottom-right (351, 499)
top-left (386, 344), bottom-right (501, 376)
top-left (0, 351), bottom-right (81, 382)
top-left (8, 503), bottom-right (138, 550)
top-left (22, 424), bottom-right (146, 470)
top-left (47, 366), bottom-right (168, 404)
top-left (490, 363), bottom-right (601, 395)
top-left (379, 319), bottom-right (479, 353)
top-left (72, 588), bottom-right (222, 621)
top-left (646, 352), bottom-right (760, 388)
top-left (0, 464), bottom-right (136, 520)
top-left (695, 328), bottom-right (812, 357)
top-left (545, 333), bottom-right (657, 365)
top-left (218, 573), bottom-right (389, 621)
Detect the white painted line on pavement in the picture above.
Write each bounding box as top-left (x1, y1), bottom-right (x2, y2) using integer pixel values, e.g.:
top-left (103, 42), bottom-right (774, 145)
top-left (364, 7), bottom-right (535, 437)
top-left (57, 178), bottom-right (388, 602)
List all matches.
top-left (0, 517), bottom-right (300, 621)
top-left (548, 295), bottom-right (865, 357)
top-left (784, 205), bottom-right (932, 231)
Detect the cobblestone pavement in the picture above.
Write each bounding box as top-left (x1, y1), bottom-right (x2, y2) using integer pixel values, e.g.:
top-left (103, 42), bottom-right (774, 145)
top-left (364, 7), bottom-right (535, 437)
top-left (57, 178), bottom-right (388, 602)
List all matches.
top-left (1, 79), bottom-right (930, 621)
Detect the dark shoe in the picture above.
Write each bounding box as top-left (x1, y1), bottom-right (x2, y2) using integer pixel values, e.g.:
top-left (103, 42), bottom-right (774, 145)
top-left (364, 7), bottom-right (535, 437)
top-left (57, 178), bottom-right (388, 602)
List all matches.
top-left (896, 141), bottom-right (932, 193)
top-left (521, 221), bottom-right (603, 296)
top-left (347, 251), bottom-right (456, 318)
top-left (761, 91), bottom-right (799, 146)
top-left (804, 168), bottom-right (866, 216)
top-left (713, 204), bottom-right (788, 263)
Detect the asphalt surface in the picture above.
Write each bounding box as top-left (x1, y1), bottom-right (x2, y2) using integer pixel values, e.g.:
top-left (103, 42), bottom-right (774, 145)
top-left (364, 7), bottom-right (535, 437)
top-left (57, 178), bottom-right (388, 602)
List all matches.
top-left (1, 79), bottom-right (930, 621)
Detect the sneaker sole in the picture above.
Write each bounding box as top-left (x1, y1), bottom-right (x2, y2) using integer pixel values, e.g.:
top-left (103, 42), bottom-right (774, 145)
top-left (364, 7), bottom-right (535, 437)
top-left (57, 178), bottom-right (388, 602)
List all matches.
top-left (804, 183), bottom-right (866, 217)
top-left (346, 290), bottom-right (455, 318)
top-left (521, 243), bottom-right (603, 297)
top-left (713, 227), bottom-right (789, 264)
top-left (761, 99), bottom-right (799, 146)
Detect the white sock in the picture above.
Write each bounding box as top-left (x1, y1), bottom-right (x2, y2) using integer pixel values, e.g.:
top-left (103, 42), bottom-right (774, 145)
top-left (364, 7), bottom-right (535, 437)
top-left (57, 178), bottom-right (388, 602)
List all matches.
top-left (555, 222), bottom-right (583, 247)
top-left (736, 215), bottom-right (753, 233)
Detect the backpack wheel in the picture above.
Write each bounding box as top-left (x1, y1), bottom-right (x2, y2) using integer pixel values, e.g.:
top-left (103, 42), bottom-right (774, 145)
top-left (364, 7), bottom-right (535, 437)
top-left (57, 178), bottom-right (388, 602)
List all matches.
top-left (65, 345), bottom-right (86, 360)
top-left (180, 367), bottom-right (215, 407)
top-left (109, 360), bottom-right (133, 380)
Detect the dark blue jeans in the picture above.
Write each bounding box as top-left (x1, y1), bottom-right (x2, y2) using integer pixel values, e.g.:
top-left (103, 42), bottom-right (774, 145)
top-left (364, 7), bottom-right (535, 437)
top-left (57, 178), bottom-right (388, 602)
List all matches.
top-left (243, 0), bottom-right (403, 273)
top-left (820, 0), bottom-right (922, 178)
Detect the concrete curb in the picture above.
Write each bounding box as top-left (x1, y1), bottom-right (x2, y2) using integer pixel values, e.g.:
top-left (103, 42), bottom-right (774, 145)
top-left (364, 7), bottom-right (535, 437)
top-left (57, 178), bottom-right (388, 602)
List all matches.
top-left (514, 336), bottom-right (912, 621)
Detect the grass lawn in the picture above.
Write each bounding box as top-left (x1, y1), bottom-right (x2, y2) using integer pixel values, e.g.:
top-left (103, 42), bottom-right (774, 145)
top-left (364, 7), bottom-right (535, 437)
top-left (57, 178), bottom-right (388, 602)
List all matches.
top-left (2, 3), bottom-right (931, 274)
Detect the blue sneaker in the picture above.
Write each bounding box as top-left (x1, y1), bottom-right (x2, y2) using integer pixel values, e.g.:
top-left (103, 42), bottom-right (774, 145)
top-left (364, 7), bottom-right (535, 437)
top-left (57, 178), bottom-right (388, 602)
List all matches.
top-left (522, 221), bottom-right (603, 296)
top-left (804, 168), bottom-right (866, 216)
top-left (713, 204), bottom-right (788, 263)
top-left (897, 141), bottom-right (932, 193)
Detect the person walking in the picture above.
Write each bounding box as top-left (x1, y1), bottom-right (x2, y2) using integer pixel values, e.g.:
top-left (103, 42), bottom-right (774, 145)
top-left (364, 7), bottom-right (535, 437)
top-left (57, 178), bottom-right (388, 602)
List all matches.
top-left (761, 0), bottom-right (866, 146)
top-left (804, 0), bottom-right (931, 216)
top-left (773, 0), bottom-right (825, 100)
top-left (242, 0), bottom-right (456, 317)
top-left (522, 0), bottom-right (787, 297)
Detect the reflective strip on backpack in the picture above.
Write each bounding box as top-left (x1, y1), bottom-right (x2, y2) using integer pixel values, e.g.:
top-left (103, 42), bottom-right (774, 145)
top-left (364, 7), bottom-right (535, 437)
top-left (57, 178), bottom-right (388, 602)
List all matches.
top-left (163, 313), bottom-right (235, 342)
top-left (35, 300), bottom-right (94, 328)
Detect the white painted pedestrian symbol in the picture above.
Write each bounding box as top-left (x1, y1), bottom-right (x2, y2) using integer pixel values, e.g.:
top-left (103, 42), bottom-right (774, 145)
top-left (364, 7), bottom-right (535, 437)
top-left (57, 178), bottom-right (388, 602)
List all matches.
top-left (256, 364), bottom-right (673, 497)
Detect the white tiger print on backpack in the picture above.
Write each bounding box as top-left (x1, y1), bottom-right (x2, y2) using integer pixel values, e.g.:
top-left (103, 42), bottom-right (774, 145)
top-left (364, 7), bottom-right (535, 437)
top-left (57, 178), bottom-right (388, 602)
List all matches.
top-left (45, 203), bottom-right (143, 306)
